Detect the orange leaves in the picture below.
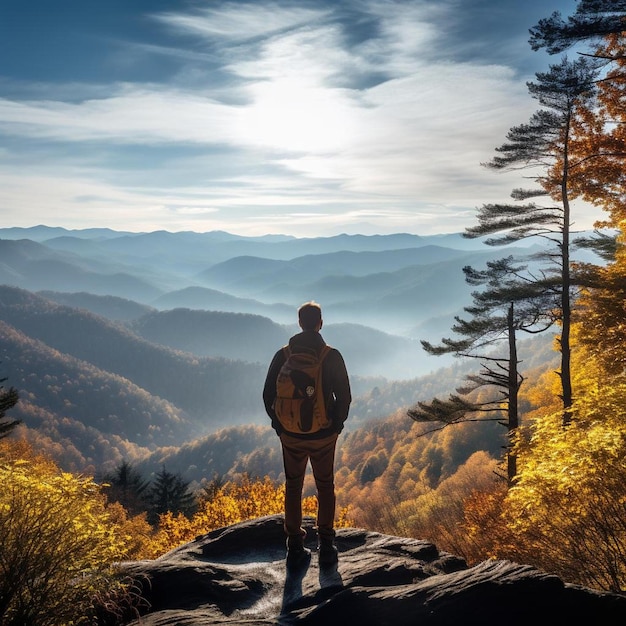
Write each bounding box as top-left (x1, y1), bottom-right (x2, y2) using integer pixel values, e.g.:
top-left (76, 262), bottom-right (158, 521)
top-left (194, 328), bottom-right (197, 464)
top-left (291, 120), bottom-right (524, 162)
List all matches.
top-left (139, 475), bottom-right (350, 558)
top-left (568, 34), bottom-right (626, 224)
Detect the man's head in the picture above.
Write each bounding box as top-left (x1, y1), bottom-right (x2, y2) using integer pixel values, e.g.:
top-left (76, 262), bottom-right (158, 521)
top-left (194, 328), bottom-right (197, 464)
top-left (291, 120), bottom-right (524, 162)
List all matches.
top-left (298, 301), bottom-right (323, 332)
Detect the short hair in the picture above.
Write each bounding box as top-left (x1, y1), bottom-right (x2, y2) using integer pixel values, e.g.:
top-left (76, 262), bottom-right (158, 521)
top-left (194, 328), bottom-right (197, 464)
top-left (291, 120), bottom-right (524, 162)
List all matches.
top-left (298, 301), bottom-right (322, 331)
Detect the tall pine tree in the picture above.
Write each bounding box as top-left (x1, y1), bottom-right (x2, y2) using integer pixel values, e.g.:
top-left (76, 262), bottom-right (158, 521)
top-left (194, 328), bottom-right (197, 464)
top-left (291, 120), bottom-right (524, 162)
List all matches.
top-left (148, 466), bottom-right (196, 525)
top-left (102, 460), bottom-right (150, 516)
top-left (465, 57), bottom-right (598, 425)
top-left (529, 1), bottom-right (626, 57)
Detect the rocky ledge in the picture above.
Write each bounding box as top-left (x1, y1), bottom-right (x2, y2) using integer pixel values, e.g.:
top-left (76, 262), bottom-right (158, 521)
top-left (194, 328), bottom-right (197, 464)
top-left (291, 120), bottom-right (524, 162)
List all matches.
top-left (121, 514), bottom-right (625, 625)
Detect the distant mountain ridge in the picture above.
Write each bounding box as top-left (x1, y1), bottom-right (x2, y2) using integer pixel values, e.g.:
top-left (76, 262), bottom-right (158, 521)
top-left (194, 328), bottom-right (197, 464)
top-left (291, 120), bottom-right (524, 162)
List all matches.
top-left (0, 238), bottom-right (165, 301)
top-left (149, 286), bottom-right (294, 321)
top-left (0, 226), bottom-right (546, 336)
top-left (37, 291), bottom-right (154, 321)
top-left (0, 286), bottom-right (269, 456)
top-left (0, 227), bottom-right (562, 480)
top-left (197, 245), bottom-right (482, 290)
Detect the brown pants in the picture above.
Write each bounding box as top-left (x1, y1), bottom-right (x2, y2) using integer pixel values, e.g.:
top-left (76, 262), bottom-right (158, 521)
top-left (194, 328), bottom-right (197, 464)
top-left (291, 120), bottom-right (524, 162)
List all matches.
top-left (279, 432), bottom-right (339, 540)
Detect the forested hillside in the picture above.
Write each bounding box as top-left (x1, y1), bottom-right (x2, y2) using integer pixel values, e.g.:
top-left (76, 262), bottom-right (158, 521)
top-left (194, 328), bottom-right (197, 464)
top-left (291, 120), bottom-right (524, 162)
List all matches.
top-left (107, 328), bottom-right (556, 490)
top-left (38, 290), bottom-right (154, 321)
top-left (128, 308), bottom-right (428, 379)
top-left (0, 286), bottom-right (266, 424)
top-left (0, 279), bottom-right (557, 477)
top-left (0, 287), bottom-right (278, 471)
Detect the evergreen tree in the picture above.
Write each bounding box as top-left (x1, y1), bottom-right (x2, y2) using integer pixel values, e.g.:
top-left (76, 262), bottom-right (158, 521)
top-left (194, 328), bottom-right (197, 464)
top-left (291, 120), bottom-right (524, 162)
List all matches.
top-left (102, 460), bottom-right (150, 516)
top-left (0, 376), bottom-right (19, 439)
top-left (529, 2), bottom-right (626, 57)
top-left (148, 466), bottom-right (196, 525)
top-left (410, 256), bottom-right (556, 484)
top-left (465, 57), bottom-right (599, 425)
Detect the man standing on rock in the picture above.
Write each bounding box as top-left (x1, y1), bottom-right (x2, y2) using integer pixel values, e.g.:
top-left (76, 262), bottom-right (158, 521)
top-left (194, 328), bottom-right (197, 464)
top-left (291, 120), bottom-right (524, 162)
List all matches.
top-left (263, 301), bottom-right (351, 565)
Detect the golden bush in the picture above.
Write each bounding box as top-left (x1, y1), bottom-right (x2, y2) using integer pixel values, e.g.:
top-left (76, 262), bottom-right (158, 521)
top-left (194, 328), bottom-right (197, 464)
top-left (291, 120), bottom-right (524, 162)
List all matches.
top-left (0, 440), bottom-right (129, 626)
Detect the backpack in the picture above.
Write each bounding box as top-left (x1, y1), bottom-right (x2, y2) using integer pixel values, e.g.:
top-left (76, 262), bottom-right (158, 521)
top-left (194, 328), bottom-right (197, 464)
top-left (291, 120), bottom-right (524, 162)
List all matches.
top-left (273, 344), bottom-right (332, 434)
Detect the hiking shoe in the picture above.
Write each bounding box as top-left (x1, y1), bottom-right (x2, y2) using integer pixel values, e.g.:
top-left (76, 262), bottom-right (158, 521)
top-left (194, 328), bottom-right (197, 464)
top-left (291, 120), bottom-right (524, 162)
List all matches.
top-left (286, 536), bottom-right (311, 566)
top-left (318, 539), bottom-right (338, 565)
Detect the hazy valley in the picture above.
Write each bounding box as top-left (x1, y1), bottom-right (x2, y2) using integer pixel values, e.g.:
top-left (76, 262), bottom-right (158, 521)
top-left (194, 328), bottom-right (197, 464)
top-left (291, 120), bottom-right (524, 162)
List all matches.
top-left (0, 226), bottom-right (557, 484)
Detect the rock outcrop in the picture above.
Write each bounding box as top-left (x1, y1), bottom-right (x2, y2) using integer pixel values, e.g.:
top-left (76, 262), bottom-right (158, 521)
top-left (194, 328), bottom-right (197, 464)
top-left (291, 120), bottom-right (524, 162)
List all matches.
top-left (121, 514), bottom-right (625, 625)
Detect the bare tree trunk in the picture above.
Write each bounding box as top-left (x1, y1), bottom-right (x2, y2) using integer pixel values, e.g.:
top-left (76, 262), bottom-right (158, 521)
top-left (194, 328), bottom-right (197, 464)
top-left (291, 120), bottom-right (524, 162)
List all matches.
top-left (507, 302), bottom-right (519, 485)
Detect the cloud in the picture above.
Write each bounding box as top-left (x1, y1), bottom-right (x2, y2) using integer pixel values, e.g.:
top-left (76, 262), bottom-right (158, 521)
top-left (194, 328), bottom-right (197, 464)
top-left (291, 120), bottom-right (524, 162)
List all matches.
top-left (0, 0), bottom-right (593, 236)
top-left (0, 88), bottom-right (240, 144)
top-left (153, 2), bottom-right (326, 43)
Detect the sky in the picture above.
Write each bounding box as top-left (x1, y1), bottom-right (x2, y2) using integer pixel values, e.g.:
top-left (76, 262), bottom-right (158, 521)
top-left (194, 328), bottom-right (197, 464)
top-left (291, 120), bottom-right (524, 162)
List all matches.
top-left (1, 0), bottom-right (598, 238)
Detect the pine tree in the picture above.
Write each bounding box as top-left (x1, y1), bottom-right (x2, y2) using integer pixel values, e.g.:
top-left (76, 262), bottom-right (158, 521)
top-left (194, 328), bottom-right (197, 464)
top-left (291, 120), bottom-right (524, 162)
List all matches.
top-left (529, 2), bottom-right (626, 57)
top-left (410, 256), bottom-right (556, 484)
top-left (148, 466), bottom-right (196, 525)
top-left (0, 376), bottom-right (19, 439)
top-left (102, 460), bottom-right (150, 516)
top-left (465, 57), bottom-right (599, 425)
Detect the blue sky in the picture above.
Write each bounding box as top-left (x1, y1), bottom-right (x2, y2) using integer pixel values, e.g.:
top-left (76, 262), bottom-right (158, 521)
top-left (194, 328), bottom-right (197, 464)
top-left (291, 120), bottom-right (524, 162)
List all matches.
top-left (1, 0), bottom-right (598, 237)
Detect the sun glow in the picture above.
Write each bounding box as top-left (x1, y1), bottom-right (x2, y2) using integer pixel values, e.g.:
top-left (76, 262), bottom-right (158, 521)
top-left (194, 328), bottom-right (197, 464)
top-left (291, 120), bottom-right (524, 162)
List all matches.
top-left (239, 79), bottom-right (356, 153)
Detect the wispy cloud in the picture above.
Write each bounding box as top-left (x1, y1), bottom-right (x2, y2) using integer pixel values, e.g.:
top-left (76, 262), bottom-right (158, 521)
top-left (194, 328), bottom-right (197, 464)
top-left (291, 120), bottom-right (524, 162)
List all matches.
top-left (153, 2), bottom-right (326, 43)
top-left (0, 0), bottom-right (595, 235)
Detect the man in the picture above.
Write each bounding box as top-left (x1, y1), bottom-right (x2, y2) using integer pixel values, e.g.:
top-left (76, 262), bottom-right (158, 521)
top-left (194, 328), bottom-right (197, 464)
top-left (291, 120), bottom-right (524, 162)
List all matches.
top-left (263, 301), bottom-right (351, 565)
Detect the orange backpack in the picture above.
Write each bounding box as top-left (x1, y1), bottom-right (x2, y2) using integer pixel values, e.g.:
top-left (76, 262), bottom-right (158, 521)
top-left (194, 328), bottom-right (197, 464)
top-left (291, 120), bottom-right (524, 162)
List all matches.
top-left (273, 345), bottom-right (332, 434)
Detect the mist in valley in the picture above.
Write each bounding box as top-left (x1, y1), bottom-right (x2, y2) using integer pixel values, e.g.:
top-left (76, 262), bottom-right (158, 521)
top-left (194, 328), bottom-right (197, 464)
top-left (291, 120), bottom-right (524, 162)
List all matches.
top-left (0, 226), bottom-right (564, 479)
top-left (0, 226), bottom-right (553, 381)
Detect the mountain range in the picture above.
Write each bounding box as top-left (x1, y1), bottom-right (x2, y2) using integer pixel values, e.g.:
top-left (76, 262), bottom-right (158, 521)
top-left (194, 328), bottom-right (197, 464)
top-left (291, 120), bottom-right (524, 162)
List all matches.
top-left (0, 225), bottom-right (548, 337)
top-left (0, 226), bottom-right (560, 479)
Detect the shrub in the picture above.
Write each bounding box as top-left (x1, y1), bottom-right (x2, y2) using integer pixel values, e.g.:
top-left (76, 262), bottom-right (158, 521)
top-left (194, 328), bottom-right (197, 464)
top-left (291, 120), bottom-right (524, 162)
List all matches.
top-left (0, 441), bottom-right (129, 625)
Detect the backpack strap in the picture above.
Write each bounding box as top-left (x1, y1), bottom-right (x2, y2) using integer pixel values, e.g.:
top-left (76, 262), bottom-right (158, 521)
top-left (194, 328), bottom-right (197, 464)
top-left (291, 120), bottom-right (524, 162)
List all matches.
top-left (282, 344), bottom-right (331, 361)
top-left (319, 344), bottom-right (332, 362)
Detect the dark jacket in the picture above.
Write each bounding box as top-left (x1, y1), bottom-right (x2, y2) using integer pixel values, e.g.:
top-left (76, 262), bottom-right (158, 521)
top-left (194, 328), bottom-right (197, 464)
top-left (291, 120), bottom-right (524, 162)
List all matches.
top-left (262, 330), bottom-right (351, 439)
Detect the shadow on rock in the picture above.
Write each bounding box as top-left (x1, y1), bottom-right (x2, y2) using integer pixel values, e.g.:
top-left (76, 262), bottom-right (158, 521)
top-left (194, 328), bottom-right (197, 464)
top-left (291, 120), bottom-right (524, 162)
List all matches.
top-left (319, 560), bottom-right (343, 591)
top-left (281, 550), bottom-right (312, 614)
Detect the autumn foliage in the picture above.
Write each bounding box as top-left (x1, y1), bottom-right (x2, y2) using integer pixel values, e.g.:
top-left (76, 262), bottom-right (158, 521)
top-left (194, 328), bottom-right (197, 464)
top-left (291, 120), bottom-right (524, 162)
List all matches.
top-left (142, 475), bottom-right (352, 559)
top-left (0, 440), bottom-right (129, 626)
top-left (0, 438), bottom-right (355, 623)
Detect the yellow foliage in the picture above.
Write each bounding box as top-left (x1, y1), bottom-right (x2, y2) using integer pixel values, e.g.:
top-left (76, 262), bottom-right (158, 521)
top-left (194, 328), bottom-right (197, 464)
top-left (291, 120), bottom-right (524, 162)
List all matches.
top-left (0, 439), bottom-right (129, 625)
top-left (105, 501), bottom-right (154, 561)
top-left (518, 364), bottom-right (561, 422)
top-left (461, 483), bottom-right (508, 561)
top-left (145, 510), bottom-right (195, 559)
top-left (500, 357), bottom-right (626, 592)
top-left (573, 262), bottom-right (626, 377)
top-left (400, 451), bottom-right (501, 562)
top-left (141, 475), bottom-right (353, 558)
